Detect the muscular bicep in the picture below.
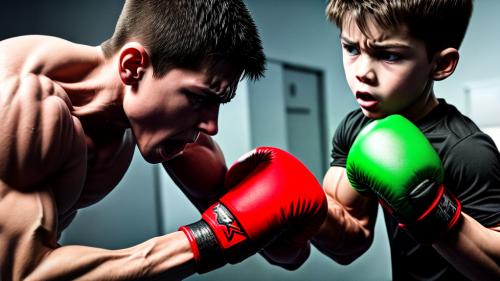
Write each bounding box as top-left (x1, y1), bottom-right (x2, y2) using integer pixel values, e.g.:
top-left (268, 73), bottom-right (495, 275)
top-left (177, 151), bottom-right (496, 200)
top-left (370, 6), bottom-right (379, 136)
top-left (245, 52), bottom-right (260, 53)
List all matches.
top-left (0, 74), bottom-right (86, 190)
top-left (313, 166), bottom-right (378, 264)
top-left (323, 166), bottom-right (378, 223)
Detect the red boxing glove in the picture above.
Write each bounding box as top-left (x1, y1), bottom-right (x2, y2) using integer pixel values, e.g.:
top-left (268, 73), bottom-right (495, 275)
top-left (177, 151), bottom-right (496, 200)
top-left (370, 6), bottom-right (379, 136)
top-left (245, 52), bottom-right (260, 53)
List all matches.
top-left (162, 133), bottom-right (227, 211)
top-left (179, 147), bottom-right (327, 273)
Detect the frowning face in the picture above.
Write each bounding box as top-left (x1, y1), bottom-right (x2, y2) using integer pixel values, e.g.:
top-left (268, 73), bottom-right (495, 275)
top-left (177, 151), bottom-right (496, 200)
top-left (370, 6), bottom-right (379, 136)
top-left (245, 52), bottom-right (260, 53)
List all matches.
top-left (123, 60), bottom-right (241, 163)
top-left (341, 16), bottom-right (436, 120)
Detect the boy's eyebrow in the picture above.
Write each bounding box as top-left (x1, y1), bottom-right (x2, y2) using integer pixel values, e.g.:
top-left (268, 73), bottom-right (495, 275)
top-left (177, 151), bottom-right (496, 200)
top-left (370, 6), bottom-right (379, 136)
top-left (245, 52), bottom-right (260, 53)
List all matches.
top-left (340, 35), bottom-right (411, 50)
top-left (369, 42), bottom-right (411, 50)
top-left (193, 85), bottom-right (236, 104)
top-left (340, 36), bottom-right (357, 45)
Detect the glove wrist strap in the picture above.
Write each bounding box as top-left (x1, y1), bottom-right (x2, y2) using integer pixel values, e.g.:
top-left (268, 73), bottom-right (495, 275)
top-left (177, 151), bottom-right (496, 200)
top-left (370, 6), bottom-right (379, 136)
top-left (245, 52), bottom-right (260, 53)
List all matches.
top-left (201, 203), bottom-right (255, 264)
top-left (399, 185), bottom-right (462, 244)
top-left (179, 220), bottom-right (225, 273)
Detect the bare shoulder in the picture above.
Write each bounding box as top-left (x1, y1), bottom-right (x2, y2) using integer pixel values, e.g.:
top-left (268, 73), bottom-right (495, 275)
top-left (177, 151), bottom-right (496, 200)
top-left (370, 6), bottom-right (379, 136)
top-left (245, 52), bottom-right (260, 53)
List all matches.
top-left (0, 35), bottom-right (101, 80)
top-left (0, 35), bottom-right (90, 56)
top-left (0, 73), bottom-right (87, 191)
top-left (0, 36), bottom-right (68, 73)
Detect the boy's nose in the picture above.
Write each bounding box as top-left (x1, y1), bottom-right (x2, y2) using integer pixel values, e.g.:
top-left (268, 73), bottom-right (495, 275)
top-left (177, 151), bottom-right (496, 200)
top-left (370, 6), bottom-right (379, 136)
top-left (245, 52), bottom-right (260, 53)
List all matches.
top-left (197, 103), bottom-right (220, 136)
top-left (355, 57), bottom-right (377, 85)
top-left (356, 72), bottom-right (376, 84)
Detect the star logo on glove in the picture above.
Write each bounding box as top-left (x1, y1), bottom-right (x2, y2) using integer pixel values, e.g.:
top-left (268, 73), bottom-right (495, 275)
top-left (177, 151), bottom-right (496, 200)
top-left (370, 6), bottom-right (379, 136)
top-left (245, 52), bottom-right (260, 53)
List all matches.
top-left (213, 204), bottom-right (245, 241)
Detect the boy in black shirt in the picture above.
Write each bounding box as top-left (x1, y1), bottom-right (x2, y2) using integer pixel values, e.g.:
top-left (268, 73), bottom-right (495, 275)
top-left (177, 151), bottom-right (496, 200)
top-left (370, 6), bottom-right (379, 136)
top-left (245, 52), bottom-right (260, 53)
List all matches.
top-left (312, 1), bottom-right (500, 280)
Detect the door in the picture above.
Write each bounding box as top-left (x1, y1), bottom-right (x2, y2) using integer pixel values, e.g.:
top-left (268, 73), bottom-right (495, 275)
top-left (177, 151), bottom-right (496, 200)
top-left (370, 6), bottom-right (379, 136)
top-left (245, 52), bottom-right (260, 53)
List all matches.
top-left (284, 66), bottom-right (327, 180)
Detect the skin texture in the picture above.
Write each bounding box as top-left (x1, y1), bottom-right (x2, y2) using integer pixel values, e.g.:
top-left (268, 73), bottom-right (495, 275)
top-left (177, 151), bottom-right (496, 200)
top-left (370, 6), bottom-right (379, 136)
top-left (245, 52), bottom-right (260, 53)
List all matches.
top-left (0, 34), bottom-right (241, 280)
top-left (312, 16), bottom-right (500, 280)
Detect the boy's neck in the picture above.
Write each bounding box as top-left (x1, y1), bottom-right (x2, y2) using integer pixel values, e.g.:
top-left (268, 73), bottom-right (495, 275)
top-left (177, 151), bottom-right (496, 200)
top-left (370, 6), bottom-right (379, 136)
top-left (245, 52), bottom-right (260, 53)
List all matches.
top-left (400, 88), bottom-right (439, 123)
top-left (55, 53), bottom-right (129, 130)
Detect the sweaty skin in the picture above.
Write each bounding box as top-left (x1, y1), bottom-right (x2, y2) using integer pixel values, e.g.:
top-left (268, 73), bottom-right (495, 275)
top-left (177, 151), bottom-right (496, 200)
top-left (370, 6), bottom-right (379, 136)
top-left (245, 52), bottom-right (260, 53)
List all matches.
top-left (0, 35), bottom-right (195, 280)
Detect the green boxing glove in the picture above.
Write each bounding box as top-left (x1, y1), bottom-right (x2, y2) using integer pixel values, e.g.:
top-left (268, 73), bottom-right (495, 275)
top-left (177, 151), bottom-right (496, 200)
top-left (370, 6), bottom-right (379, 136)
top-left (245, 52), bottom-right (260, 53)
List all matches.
top-left (346, 114), bottom-right (462, 243)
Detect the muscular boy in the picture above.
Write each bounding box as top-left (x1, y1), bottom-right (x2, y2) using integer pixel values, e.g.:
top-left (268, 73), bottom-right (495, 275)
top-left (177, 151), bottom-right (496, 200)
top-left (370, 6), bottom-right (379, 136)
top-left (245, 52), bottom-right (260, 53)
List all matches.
top-left (313, 1), bottom-right (500, 280)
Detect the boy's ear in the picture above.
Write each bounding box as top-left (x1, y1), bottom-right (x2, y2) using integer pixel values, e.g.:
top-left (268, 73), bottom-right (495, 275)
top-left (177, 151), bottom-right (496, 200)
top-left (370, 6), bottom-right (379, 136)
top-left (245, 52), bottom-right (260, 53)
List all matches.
top-left (118, 42), bottom-right (150, 85)
top-left (431, 48), bottom-right (459, 81)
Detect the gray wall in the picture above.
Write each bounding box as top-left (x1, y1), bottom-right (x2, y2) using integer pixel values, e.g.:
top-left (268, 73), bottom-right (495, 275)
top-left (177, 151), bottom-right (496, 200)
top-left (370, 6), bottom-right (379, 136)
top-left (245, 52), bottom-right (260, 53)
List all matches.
top-left (0, 0), bottom-right (123, 45)
top-left (2, 0), bottom-right (500, 280)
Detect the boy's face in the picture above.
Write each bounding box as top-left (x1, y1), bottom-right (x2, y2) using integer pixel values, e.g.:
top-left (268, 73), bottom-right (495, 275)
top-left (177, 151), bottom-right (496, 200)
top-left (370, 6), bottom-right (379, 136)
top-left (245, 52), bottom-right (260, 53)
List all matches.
top-left (124, 60), bottom-right (241, 163)
top-left (341, 17), bottom-right (436, 119)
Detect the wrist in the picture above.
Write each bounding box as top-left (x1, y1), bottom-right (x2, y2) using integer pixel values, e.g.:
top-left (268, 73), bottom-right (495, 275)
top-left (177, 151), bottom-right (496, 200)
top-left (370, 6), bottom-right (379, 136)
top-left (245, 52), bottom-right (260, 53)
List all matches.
top-left (179, 220), bottom-right (225, 273)
top-left (179, 202), bottom-right (254, 273)
top-left (398, 184), bottom-right (462, 244)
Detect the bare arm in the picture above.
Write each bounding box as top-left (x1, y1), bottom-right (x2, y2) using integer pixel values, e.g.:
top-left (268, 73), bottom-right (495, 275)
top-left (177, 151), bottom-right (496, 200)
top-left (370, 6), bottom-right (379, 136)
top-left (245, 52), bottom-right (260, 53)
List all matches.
top-left (433, 213), bottom-right (500, 281)
top-left (162, 133), bottom-right (227, 211)
top-left (312, 166), bottom-right (379, 264)
top-left (29, 232), bottom-right (195, 281)
top-left (0, 185), bottom-right (195, 281)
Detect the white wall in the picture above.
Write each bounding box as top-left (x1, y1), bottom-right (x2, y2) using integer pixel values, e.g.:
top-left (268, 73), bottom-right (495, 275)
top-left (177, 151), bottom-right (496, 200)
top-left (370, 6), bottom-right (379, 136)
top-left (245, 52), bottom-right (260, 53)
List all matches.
top-left (435, 0), bottom-right (500, 113)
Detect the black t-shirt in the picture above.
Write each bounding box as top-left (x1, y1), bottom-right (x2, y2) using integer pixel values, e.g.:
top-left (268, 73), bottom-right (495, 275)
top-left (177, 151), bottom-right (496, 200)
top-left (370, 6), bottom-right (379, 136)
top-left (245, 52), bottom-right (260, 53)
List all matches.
top-left (331, 99), bottom-right (500, 281)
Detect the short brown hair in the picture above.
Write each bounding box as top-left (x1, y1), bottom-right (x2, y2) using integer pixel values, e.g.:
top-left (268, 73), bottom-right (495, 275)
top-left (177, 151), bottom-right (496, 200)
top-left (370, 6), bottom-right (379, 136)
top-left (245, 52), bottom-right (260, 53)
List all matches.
top-left (102, 0), bottom-right (265, 80)
top-left (326, 0), bottom-right (473, 58)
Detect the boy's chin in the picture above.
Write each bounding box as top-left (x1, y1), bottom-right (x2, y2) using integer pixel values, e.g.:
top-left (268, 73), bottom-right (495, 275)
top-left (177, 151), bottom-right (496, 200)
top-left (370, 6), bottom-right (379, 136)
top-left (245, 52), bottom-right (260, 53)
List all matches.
top-left (360, 108), bottom-right (388, 119)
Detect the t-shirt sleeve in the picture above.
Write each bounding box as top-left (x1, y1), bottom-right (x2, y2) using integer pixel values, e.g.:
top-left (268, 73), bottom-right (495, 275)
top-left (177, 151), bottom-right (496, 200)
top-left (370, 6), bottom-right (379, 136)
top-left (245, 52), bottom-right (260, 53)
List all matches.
top-left (330, 110), bottom-right (370, 168)
top-left (443, 132), bottom-right (500, 227)
top-left (330, 114), bottom-right (351, 168)
top-left (330, 119), bottom-right (349, 167)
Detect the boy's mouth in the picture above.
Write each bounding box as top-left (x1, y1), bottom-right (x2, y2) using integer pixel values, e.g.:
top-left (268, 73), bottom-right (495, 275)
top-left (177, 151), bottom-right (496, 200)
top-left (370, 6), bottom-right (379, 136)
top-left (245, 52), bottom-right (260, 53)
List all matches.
top-left (356, 91), bottom-right (379, 110)
top-left (158, 132), bottom-right (199, 161)
top-left (159, 140), bottom-right (187, 161)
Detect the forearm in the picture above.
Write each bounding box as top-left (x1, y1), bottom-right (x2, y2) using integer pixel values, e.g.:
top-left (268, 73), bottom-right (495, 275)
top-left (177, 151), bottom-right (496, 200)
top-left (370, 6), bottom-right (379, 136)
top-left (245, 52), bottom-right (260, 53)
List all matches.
top-left (312, 196), bottom-right (376, 265)
top-left (26, 231), bottom-right (195, 281)
top-left (434, 213), bottom-right (500, 281)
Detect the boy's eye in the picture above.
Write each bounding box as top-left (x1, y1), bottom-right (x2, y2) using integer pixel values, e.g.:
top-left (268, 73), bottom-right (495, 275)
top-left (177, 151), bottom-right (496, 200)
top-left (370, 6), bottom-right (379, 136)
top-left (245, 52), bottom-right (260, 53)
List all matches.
top-left (184, 90), bottom-right (221, 109)
top-left (185, 91), bottom-right (209, 108)
top-left (194, 95), bottom-right (208, 104)
top-left (377, 51), bottom-right (401, 62)
top-left (342, 43), bottom-right (360, 56)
